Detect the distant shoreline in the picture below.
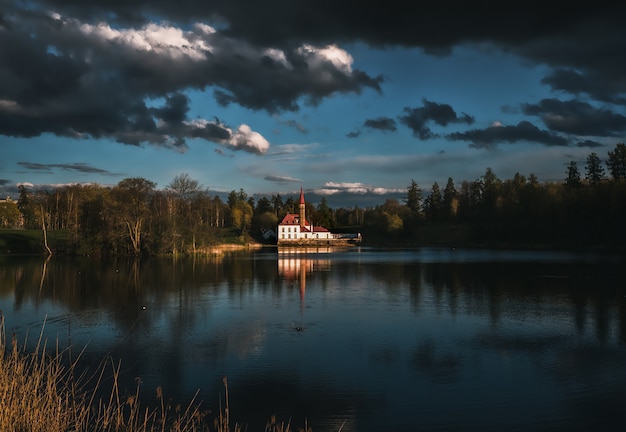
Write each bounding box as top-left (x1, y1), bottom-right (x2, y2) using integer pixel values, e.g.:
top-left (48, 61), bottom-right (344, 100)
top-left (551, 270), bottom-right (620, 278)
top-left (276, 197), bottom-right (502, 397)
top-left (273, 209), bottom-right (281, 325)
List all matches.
top-left (2, 228), bottom-right (624, 257)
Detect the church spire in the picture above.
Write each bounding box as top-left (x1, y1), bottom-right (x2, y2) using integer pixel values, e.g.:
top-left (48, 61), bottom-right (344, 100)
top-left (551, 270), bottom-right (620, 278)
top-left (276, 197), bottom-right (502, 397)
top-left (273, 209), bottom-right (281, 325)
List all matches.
top-left (299, 187), bottom-right (305, 227)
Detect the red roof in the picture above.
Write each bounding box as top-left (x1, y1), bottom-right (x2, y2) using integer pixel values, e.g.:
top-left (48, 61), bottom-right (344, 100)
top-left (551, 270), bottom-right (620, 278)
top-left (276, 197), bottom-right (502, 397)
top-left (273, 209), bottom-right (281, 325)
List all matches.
top-left (279, 213), bottom-right (304, 225)
top-left (279, 213), bottom-right (329, 232)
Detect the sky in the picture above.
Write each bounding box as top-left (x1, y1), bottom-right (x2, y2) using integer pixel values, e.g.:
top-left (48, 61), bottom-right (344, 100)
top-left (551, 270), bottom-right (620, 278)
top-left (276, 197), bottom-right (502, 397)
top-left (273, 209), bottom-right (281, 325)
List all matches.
top-left (2, 2), bottom-right (626, 208)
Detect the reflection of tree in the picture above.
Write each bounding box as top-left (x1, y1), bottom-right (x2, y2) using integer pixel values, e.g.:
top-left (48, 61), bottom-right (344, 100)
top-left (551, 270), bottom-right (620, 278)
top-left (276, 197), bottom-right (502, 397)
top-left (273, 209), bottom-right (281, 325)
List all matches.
top-left (7, 256), bottom-right (626, 331)
top-left (39, 254), bottom-right (51, 294)
top-left (4, 253), bottom-right (626, 391)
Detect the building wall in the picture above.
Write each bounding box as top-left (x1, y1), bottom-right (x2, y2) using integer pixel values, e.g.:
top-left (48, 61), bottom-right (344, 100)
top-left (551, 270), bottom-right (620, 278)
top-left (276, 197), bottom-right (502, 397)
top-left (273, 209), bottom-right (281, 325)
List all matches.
top-left (277, 224), bottom-right (331, 241)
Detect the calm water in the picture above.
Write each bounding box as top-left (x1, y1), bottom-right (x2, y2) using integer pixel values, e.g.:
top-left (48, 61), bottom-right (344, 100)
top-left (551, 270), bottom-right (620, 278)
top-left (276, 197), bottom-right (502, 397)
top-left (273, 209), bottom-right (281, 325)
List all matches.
top-left (1, 247), bottom-right (625, 432)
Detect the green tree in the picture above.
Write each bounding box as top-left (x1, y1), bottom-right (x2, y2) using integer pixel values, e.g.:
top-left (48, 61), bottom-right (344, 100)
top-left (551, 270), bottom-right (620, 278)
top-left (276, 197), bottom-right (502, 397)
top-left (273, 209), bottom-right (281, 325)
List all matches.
top-left (283, 197), bottom-right (296, 215)
top-left (404, 179), bottom-right (422, 217)
top-left (480, 167), bottom-right (502, 210)
top-left (17, 185), bottom-right (35, 228)
top-left (457, 180), bottom-right (481, 222)
top-left (77, 184), bottom-right (114, 254)
top-left (231, 201), bottom-right (253, 231)
top-left (315, 197), bottom-right (334, 228)
top-left (565, 161), bottom-right (581, 188)
top-left (585, 152), bottom-right (605, 185)
top-left (228, 189), bottom-right (248, 209)
top-left (252, 196), bottom-right (274, 235)
top-left (0, 199), bottom-right (20, 227)
top-left (384, 212), bottom-right (403, 233)
top-left (442, 177), bottom-right (457, 221)
top-left (423, 182), bottom-right (443, 221)
top-left (607, 143), bottom-right (626, 180)
top-left (255, 197), bottom-right (273, 216)
top-left (226, 188), bottom-right (253, 232)
top-left (271, 194), bottom-right (284, 218)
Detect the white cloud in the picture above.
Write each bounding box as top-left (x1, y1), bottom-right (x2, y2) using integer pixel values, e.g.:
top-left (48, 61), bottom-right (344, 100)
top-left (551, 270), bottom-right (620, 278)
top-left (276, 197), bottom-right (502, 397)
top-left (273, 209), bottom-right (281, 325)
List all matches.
top-left (263, 48), bottom-right (291, 69)
top-left (325, 181), bottom-right (366, 189)
top-left (227, 124), bottom-right (270, 154)
top-left (297, 44), bottom-right (354, 74)
top-left (316, 182), bottom-right (404, 195)
top-left (78, 21), bottom-right (211, 60)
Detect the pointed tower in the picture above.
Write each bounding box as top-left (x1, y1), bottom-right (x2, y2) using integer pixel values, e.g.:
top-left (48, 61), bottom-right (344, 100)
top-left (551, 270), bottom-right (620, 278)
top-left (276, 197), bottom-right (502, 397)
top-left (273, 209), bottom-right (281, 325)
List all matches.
top-left (299, 187), bottom-right (306, 228)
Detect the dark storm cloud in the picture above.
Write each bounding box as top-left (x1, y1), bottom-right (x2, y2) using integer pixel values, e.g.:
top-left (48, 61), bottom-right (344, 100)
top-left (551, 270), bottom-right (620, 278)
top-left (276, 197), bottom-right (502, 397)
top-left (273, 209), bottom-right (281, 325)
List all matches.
top-left (30, 1), bottom-right (623, 52)
top-left (29, 1), bottom-right (626, 109)
top-left (448, 121), bottom-right (569, 149)
top-left (522, 99), bottom-right (626, 137)
top-left (17, 162), bottom-right (114, 174)
top-left (346, 130), bottom-right (360, 138)
top-left (541, 70), bottom-right (626, 105)
top-left (363, 117), bottom-right (397, 132)
top-left (576, 140), bottom-right (604, 148)
top-left (2, 0), bottom-right (626, 155)
top-left (0, 1), bottom-right (381, 152)
top-left (399, 100), bottom-right (474, 140)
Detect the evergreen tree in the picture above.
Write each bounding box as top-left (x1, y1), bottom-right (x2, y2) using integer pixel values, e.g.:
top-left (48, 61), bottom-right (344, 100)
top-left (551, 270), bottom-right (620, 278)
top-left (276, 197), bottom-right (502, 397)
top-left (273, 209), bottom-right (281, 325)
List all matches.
top-left (585, 152), bottom-right (606, 184)
top-left (565, 161), bottom-right (581, 188)
top-left (443, 177), bottom-right (457, 220)
top-left (315, 197), bottom-right (334, 228)
top-left (607, 143), bottom-right (626, 180)
top-left (480, 167), bottom-right (501, 208)
top-left (271, 194), bottom-right (284, 217)
top-left (255, 196), bottom-right (273, 216)
top-left (424, 182), bottom-right (443, 221)
top-left (404, 179), bottom-right (422, 217)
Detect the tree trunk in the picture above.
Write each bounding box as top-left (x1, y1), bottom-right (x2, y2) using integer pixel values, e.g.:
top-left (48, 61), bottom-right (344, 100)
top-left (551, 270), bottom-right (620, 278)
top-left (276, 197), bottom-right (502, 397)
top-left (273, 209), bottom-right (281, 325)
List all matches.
top-left (40, 205), bottom-right (53, 256)
top-left (125, 219), bottom-right (142, 255)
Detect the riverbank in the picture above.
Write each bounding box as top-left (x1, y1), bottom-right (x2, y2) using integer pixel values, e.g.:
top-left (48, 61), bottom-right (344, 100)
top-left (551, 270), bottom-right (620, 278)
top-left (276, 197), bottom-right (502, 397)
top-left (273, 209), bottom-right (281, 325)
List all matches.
top-left (0, 229), bottom-right (266, 256)
top-left (2, 225), bottom-right (623, 256)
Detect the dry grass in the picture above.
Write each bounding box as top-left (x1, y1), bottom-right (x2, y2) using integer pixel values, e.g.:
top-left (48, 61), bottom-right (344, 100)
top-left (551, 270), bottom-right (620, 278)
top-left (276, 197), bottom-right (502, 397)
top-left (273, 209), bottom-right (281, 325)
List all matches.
top-left (0, 315), bottom-right (316, 432)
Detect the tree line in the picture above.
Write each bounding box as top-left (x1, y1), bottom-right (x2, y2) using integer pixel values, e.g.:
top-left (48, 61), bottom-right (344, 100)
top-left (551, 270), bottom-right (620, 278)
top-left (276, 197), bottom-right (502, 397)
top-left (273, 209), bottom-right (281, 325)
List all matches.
top-left (8, 143), bottom-right (626, 254)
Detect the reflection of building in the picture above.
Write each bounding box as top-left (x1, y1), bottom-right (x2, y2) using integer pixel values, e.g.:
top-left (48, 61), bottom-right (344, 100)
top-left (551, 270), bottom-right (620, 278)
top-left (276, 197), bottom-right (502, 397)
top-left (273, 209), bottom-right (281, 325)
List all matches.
top-left (277, 250), bottom-right (331, 306)
top-left (277, 188), bottom-right (361, 245)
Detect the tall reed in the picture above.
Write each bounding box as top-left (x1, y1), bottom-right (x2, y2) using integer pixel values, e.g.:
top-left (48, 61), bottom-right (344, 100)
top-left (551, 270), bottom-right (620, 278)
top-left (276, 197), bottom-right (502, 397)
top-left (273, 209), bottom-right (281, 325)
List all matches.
top-left (0, 315), bottom-right (311, 432)
top-left (0, 315), bottom-right (215, 431)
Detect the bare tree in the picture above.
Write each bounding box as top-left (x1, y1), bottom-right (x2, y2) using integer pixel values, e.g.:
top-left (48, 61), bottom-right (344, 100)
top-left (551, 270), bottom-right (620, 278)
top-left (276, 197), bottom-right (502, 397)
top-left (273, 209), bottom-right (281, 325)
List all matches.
top-left (112, 177), bottom-right (156, 255)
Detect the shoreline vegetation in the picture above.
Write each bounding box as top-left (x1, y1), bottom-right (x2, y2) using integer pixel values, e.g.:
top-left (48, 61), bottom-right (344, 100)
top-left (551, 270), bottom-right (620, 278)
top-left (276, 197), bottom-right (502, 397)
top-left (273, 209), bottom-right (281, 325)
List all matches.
top-left (0, 147), bottom-right (625, 256)
top-left (0, 223), bottom-right (624, 257)
top-left (0, 315), bottom-right (312, 432)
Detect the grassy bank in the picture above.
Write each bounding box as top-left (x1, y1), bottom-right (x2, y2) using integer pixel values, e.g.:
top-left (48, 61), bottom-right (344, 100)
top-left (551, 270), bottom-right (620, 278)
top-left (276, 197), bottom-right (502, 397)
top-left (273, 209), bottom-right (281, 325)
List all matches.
top-left (0, 229), bottom-right (263, 256)
top-left (0, 316), bottom-right (306, 432)
top-left (0, 229), bottom-right (56, 254)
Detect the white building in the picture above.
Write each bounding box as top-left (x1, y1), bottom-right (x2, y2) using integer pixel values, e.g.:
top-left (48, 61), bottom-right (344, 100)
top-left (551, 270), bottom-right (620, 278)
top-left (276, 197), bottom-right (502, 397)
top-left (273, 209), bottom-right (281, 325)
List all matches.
top-left (277, 188), bottom-right (361, 245)
top-left (277, 188), bottom-right (331, 243)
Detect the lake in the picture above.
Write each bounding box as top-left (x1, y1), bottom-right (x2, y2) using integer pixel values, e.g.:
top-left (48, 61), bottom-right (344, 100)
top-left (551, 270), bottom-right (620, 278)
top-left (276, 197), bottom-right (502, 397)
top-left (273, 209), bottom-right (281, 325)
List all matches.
top-left (1, 247), bottom-right (625, 431)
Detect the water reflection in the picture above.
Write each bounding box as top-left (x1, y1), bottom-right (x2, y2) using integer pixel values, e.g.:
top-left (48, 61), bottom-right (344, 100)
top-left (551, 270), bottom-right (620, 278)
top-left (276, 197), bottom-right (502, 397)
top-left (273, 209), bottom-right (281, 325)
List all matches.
top-left (1, 249), bottom-right (625, 432)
